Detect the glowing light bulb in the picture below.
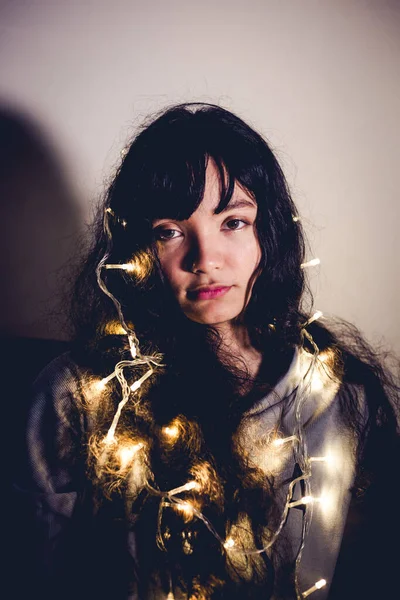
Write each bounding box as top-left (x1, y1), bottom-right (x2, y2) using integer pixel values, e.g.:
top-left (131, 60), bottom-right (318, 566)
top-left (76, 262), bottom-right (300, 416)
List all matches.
top-left (273, 438), bottom-right (284, 447)
top-left (309, 310), bottom-right (323, 323)
top-left (318, 491), bottom-right (335, 515)
top-left (292, 216), bottom-right (300, 222)
top-left (131, 380), bottom-right (142, 392)
top-left (302, 578), bottom-right (327, 597)
top-left (301, 258), bottom-right (321, 269)
top-left (310, 371), bottom-right (324, 392)
top-left (130, 368), bottom-right (154, 392)
top-left (318, 349), bottom-right (333, 364)
top-left (91, 371), bottom-right (117, 394)
top-left (310, 455), bottom-right (333, 465)
top-left (169, 481), bottom-right (199, 495)
top-left (103, 431), bottom-right (115, 446)
top-left (163, 425), bottom-right (179, 439)
top-left (288, 495), bottom-right (319, 509)
top-left (104, 252), bottom-right (152, 281)
top-left (118, 442), bottom-right (144, 469)
top-left (104, 263), bottom-right (136, 272)
top-left (168, 480), bottom-right (200, 497)
top-left (223, 537), bottom-right (235, 549)
top-left (272, 435), bottom-right (297, 447)
top-left (176, 502), bottom-right (194, 517)
top-left (128, 335), bottom-right (137, 359)
top-left (123, 263), bottom-right (136, 272)
top-left (301, 495), bottom-right (314, 504)
top-left (94, 378), bottom-right (107, 391)
top-left (167, 593), bottom-right (175, 600)
top-left (185, 480), bottom-right (200, 491)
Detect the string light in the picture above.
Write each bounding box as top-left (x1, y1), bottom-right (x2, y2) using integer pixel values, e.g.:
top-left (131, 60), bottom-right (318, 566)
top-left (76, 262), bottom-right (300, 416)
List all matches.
top-left (318, 349), bottom-right (334, 364)
top-left (102, 367), bottom-right (154, 445)
top-left (302, 578), bottom-right (327, 598)
top-left (182, 480), bottom-right (200, 492)
top-left (163, 424), bottom-right (180, 439)
top-left (310, 371), bottom-right (324, 392)
top-left (118, 442), bottom-right (144, 470)
top-left (151, 341), bottom-right (333, 573)
top-left (272, 435), bottom-right (298, 447)
top-left (288, 495), bottom-right (321, 509)
top-left (103, 431), bottom-right (116, 446)
top-left (128, 334), bottom-right (138, 359)
top-left (93, 379), bottom-right (107, 392)
top-left (93, 205), bottom-right (336, 596)
top-left (303, 310), bottom-right (323, 328)
top-left (106, 205), bottom-right (127, 227)
top-left (175, 501), bottom-right (195, 517)
top-left (103, 251), bottom-right (154, 283)
top-left (93, 372), bottom-right (117, 391)
top-left (292, 216), bottom-right (300, 222)
top-left (94, 323), bottom-right (330, 592)
top-left (300, 258), bottom-right (321, 269)
top-left (168, 480), bottom-right (200, 496)
top-left (131, 368), bottom-right (154, 392)
top-left (104, 263), bottom-right (137, 272)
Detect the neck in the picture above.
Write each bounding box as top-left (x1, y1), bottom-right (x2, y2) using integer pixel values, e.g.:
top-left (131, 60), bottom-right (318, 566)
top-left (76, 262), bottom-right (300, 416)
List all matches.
top-left (214, 322), bottom-right (262, 378)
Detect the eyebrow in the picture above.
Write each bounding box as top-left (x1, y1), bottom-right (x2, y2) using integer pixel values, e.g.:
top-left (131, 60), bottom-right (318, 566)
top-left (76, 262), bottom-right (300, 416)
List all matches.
top-left (152, 198), bottom-right (257, 227)
top-left (216, 198), bottom-right (257, 214)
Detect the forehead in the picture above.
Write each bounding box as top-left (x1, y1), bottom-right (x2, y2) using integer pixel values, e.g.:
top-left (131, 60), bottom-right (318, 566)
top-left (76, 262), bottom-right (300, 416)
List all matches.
top-left (197, 160), bottom-right (257, 215)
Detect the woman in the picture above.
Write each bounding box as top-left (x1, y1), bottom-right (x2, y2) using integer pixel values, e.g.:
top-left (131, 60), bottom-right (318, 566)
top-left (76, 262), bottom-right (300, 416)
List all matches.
top-left (17, 103), bottom-right (399, 600)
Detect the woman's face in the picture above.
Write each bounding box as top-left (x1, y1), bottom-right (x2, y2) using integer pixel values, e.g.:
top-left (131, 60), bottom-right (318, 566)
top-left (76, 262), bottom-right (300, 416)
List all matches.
top-left (152, 161), bottom-right (261, 332)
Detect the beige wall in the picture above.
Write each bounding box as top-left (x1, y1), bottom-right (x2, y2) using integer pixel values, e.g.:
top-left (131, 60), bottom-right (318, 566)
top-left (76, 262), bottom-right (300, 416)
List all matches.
top-left (0, 0), bottom-right (399, 352)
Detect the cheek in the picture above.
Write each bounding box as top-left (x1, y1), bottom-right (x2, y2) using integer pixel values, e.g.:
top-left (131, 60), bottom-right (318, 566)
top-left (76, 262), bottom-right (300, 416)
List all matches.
top-left (243, 239), bottom-right (262, 275)
top-left (254, 243), bottom-right (262, 270)
top-left (240, 241), bottom-right (262, 294)
top-left (157, 255), bottom-right (184, 293)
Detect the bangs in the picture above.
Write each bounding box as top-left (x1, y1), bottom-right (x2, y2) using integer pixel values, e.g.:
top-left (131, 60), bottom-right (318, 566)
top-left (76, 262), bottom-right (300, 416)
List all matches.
top-left (120, 107), bottom-right (261, 225)
top-left (146, 154), bottom-right (237, 223)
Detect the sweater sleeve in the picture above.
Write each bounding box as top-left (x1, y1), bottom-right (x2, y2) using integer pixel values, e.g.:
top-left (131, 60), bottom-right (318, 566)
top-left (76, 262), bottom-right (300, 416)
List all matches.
top-left (14, 353), bottom-right (88, 597)
top-left (14, 354), bottom-right (139, 600)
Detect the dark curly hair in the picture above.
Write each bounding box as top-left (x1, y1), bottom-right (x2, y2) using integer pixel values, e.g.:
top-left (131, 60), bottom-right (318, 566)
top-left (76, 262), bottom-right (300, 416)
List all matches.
top-left (68, 103), bottom-right (399, 600)
top-left (72, 103), bottom-right (309, 358)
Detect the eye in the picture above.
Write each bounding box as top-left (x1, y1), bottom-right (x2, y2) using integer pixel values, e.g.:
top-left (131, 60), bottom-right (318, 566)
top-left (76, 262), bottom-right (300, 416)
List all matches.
top-left (223, 218), bottom-right (247, 231)
top-left (153, 227), bottom-right (182, 241)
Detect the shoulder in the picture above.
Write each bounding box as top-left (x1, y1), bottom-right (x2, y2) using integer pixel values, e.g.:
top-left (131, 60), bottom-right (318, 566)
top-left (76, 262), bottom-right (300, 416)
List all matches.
top-left (32, 351), bottom-right (84, 397)
top-left (28, 352), bottom-right (88, 441)
top-left (23, 352), bottom-right (90, 492)
top-left (30, 351), bottom-right (98, 423)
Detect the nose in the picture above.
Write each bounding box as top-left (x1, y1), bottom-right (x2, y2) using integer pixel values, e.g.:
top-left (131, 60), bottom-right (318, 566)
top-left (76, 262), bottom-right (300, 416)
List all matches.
top-left (187, 231), bottom-right (223, 274)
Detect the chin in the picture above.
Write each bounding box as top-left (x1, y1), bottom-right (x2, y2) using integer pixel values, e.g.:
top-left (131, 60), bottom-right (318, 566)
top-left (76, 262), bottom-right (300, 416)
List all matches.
top-left (184, 309), bottom-right (241, 327)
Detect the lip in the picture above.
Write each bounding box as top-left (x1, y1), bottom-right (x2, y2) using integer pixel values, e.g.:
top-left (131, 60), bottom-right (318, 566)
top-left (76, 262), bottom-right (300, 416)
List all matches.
top-left (187, 285), bottom-right (232, 301)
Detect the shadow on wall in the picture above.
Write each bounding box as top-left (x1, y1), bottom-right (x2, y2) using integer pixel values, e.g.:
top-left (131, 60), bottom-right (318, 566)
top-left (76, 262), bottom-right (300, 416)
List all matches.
top-left (1, 106), bottom-right (86, 588)
top-left (0, 103), bottom-right (85, 343)
top-left (0, 102), bottom-right (88, 400)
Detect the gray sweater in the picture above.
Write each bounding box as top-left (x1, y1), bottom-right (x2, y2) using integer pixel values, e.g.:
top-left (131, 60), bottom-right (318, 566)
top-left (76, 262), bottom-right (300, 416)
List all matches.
top-left (17, 347), bottom-right (365, 599)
